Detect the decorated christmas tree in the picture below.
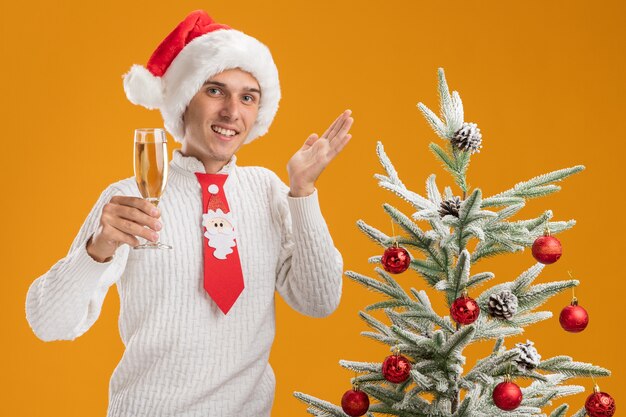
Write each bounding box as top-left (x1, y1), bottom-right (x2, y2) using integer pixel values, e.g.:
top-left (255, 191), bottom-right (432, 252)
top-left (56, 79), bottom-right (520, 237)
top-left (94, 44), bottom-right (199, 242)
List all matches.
top-left (294, 69), bottom-right (614, 417)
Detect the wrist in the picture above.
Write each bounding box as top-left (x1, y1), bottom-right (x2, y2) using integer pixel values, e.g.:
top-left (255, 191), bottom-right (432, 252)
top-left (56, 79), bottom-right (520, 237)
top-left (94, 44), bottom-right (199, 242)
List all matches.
top-left (289, 184), bottom-right (315, 197)
top-left (86, 236), bottom-right (113, 263)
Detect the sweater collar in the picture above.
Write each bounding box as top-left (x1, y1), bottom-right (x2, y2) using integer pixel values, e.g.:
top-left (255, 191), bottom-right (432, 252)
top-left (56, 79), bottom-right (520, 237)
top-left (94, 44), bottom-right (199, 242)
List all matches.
top-left (170, 149), bottom-right (237, 178)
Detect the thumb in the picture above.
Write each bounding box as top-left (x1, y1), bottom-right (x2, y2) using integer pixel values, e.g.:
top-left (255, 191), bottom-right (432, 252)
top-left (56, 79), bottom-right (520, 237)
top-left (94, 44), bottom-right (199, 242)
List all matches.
top-left (301, 133), bottom-right (319, 150)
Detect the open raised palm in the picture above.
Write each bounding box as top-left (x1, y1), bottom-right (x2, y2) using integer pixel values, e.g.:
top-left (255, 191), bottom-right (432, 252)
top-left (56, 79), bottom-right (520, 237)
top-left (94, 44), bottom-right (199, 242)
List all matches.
top-left (287, 109), bottom-right (354, 196)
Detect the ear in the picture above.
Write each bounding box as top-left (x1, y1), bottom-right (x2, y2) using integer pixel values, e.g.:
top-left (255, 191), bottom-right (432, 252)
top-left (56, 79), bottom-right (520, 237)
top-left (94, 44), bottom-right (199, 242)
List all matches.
top-left (181, 107), bottom-right (188, 134)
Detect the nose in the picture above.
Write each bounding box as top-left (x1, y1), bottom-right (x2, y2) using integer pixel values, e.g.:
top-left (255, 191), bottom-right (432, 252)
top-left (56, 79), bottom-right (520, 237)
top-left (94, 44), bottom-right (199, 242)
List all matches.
top-left (219, 95), bottom-right (240, 121)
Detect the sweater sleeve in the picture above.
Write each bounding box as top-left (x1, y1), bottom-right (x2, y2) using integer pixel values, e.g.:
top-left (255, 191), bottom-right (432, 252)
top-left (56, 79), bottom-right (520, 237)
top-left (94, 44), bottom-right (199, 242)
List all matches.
top-left (271, 175), bottom-right (343, 318)
top-left (25, 185), bottom-right (130, 342)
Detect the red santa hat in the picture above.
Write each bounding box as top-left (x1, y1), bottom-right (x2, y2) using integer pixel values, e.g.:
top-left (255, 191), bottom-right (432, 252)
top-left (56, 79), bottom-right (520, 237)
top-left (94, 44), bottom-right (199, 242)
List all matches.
top-left (123, 10), bottom-right (281, 144)
top-left (207, 184), bottom-right (227, 212)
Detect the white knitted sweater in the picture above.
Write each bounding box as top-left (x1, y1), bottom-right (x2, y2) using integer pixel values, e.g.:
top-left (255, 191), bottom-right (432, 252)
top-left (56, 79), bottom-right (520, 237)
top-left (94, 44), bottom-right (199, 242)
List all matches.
top-left (25, 150), bottom-right (343, 416)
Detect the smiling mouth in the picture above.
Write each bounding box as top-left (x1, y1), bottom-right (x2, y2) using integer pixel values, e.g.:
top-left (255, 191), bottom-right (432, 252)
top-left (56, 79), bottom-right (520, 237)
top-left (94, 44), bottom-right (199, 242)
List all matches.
top-left (211, 124), bottom-right (239, 138)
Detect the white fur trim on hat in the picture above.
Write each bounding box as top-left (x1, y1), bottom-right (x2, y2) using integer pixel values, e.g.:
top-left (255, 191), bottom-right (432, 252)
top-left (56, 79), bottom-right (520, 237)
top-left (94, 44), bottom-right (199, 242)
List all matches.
top-left (123, 64), bottom-right (165, 110)
top-left (161, 29), bottom-right (280, 144)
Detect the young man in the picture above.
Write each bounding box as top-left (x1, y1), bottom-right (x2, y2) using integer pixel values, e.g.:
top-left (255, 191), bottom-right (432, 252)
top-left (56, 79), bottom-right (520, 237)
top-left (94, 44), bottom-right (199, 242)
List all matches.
top-left (26, 10), bottom-right (352, 416)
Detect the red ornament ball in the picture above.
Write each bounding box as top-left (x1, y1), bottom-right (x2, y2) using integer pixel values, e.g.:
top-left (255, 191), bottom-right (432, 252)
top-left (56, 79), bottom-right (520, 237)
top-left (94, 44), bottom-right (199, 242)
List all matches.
top-left (382, 354), bottom-right (412, 383)
top-left (585, 390), bottom-right (616, 417)
top-left (493, 381), bottom-right (523, 411)
top-left (381, 246), bottom-right (411, 274)
top-left (531, 235), bottom-right (562, 264)
top-left (559, 301), bottom-right (589, 333)
top-left (341, 388), bottom-right (370, 417)
top-left (450, 295), bottom-right (480, 325)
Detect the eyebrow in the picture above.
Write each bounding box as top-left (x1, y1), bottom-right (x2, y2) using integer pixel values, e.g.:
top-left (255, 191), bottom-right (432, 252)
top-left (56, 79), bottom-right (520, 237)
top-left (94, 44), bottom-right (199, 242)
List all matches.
top-left (203, 80), bottom-right (261, 96)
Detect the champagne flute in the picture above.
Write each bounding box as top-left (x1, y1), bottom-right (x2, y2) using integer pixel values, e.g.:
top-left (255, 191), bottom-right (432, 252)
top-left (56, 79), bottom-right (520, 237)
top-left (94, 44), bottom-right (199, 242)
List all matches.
top-left (133, 128), bottom-right (172, 249)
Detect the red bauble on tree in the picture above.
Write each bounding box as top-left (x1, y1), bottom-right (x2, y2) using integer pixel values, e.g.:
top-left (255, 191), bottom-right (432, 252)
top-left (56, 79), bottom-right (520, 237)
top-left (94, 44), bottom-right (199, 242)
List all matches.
top-left (531, 230), bottom-right (562, 264)
top-left (382, 351), bottom-right (412, 383)
top-left (560, 297), bottom-right (589, 333)
top-left (381, 245), bottom-right (411, 274)
top-left (585, 385), bottom-right (616, 417)
top-left (493, 379), bottom-right (523, 411)
top-left (450, 292), bottom-right (480, 325)
top-left (341, 386), bottom-right (370, 417)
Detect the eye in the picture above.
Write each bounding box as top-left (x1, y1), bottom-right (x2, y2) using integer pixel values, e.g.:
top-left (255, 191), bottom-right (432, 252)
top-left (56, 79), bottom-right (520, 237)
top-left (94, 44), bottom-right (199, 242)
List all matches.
top-left (242, 95), bottom-right (256, 104)
top-left (219, 222), bottom-right (223, 227)
top-left (207, 87), bottom-right (222, 96)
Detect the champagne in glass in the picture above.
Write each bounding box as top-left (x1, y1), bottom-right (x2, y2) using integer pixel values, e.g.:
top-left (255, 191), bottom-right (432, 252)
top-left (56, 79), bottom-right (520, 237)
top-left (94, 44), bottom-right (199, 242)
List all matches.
top-left (133, 128), bottom-right (172, 249)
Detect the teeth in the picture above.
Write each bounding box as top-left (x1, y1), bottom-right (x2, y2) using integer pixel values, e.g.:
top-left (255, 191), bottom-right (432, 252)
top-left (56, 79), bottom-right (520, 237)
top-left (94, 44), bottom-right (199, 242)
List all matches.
top-left (212, 125), bottom-right (237, 137)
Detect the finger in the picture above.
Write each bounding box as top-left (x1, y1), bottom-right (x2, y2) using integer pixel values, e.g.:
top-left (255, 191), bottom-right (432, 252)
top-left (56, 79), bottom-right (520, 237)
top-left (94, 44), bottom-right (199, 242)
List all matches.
top-left (115, 204), bottom-right (162, 232)
top-left (326, 111), bottom-right (352, 141)
top-left (327, 133), bottom-right (352, 160)
top-left (105, 226), bottom-right (141, 247)
top-left (110, 196), bottom-right (160, 217)
top-left (320, 114), bottom-right (342, 139)
top-left (329, 116), bottom-right (354, 144)
top-left (332, 134), bottom-right (352, 156)
top-left (102, 202), bottom-right (161, 233)
top-left (323, 109), bottom-right (351, 139)
top-left (107, 215), bottom-right (159, 243)
top-left (321, 109), bottom-right (351, 139)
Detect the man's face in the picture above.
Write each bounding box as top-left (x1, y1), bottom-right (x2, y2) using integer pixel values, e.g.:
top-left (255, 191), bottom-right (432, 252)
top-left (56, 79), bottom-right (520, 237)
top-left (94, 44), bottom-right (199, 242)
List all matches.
top-left (181, 68), bottom-right (261, 164)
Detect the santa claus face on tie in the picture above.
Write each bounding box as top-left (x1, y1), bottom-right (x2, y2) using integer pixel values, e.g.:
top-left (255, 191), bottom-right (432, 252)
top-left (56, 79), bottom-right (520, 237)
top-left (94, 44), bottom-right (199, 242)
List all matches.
top-left (206, 217), bottom-right (233, 233)
top-left (202, 209), bottom-right (237, 260)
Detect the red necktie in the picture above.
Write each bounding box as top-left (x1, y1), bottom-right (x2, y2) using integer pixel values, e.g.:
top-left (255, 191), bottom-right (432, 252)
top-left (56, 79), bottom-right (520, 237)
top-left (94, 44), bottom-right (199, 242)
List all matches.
top-left (195, 173), bottom-right (244, 314)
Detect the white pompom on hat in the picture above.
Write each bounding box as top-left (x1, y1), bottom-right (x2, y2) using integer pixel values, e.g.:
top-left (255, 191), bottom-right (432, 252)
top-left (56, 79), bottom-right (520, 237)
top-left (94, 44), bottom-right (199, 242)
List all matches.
top-left (123, 10), bottom-right (281, 144)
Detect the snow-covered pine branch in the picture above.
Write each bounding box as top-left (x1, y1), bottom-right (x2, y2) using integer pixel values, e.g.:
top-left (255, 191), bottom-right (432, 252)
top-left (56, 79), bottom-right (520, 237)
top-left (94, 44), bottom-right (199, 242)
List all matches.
top-left (375, 141), bottom-right (404, 187)
top-left (345, 270), bottom-right (412, 302)
top-left (356, 219), bottom-right (393, 247)
top-left (416, 67), bottom-right (465, 141)
top-left (471, 206), bottom-right (575, 264)
top-left (293, 392), bottom-right (352, 417)
top-left (446, 249), bottom-right (471, 305)
top-left (484, 165), bottom-right (585, 203)
top-left (428, 142), bottom-right (470, 193)
top-left (536, 356), bottom-right (611, 378)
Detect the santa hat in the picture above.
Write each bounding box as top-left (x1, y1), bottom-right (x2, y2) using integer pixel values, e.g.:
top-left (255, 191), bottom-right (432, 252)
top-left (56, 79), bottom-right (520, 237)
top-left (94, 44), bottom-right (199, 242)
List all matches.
top-left (203, 184), bottom-right (233, 224)
top-left (123, 10), bottom-right (281, 144)
top-left (207, 184), bottom-right (227, 212)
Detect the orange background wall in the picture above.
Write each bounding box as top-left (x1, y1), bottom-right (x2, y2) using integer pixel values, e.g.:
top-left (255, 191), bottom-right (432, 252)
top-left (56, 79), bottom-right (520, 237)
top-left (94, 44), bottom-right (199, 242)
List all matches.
top-left (2, 1), bottom-right (623, 415)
